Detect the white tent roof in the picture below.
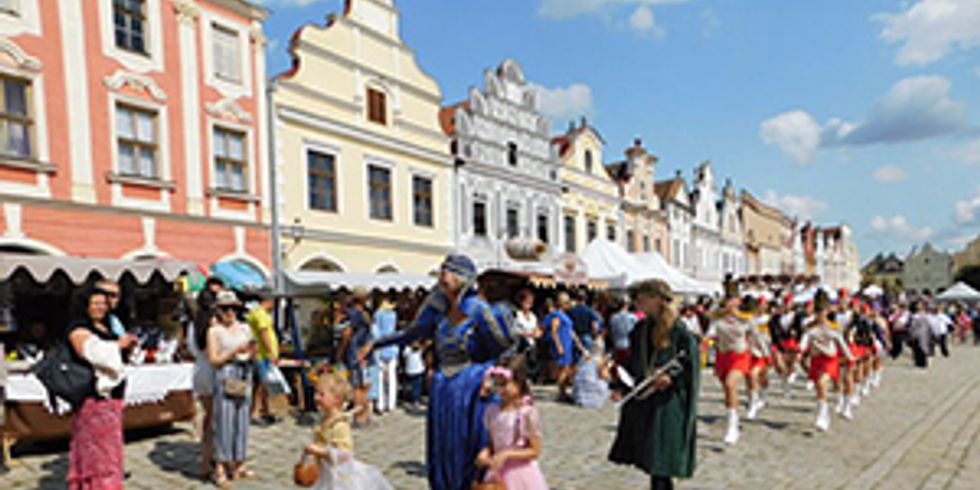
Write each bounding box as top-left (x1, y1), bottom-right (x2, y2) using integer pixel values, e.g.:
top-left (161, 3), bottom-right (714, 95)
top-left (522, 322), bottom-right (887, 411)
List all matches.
top-left (935, 282), bottom-right (980, 302)
top-left (283, 270), bottom-right (435, 295)
top-left (862, 284), bottom-right (884, 297)
top-left (580, 239), bottom-right (652, 288)
top-left (631, 252), bottom-right (717, 296)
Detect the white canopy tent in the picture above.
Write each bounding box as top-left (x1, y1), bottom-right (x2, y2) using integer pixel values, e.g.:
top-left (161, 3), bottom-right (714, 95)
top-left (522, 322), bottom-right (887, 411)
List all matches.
top-left (631, 252), bottom-right (718, 296)
top-left (935, 282), bottom-right (980, 302)
top-left (0, 254), bottom-right (195, 284)
top-left (862, 284), bottom-right (884, 298)
top-left (282, 270), bottom-right (435, 296)
top-left (580, 239), bottom-right (652, 288)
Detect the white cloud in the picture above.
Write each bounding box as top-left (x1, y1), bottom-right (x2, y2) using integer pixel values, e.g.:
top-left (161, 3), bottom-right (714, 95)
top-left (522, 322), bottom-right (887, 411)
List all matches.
top-left (870, 215), bottom-right (934, 241)
top-left (531, 83), bottom-right (596, 124)
top-left (759, 111), bottom-right (823, 165)
top-left (762, 190), bottom-right (829, 221)
top-left (700, 8), bottom-right (720, 38)
top-left (538, 0), bottom-right (688, 20)
top-left (873, 164), bottom-right (909, 183)
top-left (628, 6), bottom-right (664, 37)
top-left (760, 76), bottom-right (969, 163)
top-left (950, 137), bottom-right (980, 165)
top-left (876, 0), bottom-right (980, 66)
top-left (955, 188), bottom-right (980, 225)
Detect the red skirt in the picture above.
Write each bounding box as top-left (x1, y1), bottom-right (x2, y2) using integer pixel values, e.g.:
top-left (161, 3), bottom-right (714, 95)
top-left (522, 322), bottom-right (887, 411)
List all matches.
top-left (847, 343), bottom-right (861, 367)
top-left (69, 398), bottom-right (125, 490)
top-left (809, 354), bottom-right (840, 383)
top-left (780, 338), bottom-right (800, 353)
top-left (715, 351), bottom-right (751, 381)
top-left (751, 355), bottom-right (770, 370)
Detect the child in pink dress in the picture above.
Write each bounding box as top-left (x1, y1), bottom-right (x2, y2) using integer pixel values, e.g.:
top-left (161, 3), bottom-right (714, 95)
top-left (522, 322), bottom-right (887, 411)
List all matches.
top-left (476, 354), bottom-right (549, 490)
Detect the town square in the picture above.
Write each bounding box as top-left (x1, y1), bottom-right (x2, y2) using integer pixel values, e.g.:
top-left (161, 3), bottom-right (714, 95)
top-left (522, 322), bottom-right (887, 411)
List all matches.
top-left (1, 1), bottom-right (980, 489)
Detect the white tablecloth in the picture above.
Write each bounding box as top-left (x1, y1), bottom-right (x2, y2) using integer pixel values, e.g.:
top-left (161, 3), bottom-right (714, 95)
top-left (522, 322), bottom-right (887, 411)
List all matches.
top-left (5, 363), bottom-right (193, 413)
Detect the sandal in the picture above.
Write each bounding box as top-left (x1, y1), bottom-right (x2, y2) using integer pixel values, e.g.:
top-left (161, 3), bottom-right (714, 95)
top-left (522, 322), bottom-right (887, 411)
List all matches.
top-left (213, 472), bottom-right (230, 489)
top-left (235, 468), bottom-right (257, 479)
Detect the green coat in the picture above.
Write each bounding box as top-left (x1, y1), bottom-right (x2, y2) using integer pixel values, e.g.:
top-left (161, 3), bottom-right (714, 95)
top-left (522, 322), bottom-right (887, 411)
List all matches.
top-left (608, 319), bottom-right (699, 478)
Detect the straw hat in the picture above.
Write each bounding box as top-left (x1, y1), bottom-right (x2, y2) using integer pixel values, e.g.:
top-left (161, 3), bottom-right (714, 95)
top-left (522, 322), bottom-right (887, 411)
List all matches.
top-left (214, 290), bottom-right (241, 307)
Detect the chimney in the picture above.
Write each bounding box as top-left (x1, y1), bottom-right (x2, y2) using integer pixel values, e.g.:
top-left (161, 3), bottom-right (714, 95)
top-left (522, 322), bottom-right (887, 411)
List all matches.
top-left (568, 120), bottom-right (575, 132)
top-left (580, 116), bottom-right (587, 127)
top-left (634, 138), bottom-right (642, 148)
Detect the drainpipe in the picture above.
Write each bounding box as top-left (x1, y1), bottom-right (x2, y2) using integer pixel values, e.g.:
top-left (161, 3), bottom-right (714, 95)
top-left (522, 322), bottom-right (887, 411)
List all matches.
top-left (266, 79), bottom-right (282, 294)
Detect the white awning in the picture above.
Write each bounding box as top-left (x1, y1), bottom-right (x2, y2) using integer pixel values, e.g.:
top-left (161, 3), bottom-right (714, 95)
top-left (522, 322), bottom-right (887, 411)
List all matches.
top-left (282, 269), bottom-right (435, 295)
top-left (0, 254), bottom-right (196, 284)
top-left (936, 282), bottom-right (980, 302)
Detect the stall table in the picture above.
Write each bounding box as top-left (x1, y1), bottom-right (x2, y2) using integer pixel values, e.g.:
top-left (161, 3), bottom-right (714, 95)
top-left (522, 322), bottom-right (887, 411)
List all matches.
top-left (1, 363), bottom-right (196, 463)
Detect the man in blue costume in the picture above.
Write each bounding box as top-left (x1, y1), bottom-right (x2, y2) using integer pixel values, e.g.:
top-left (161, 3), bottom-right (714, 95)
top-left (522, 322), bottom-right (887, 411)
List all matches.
top-left (359, 255), bottom-right (518, 490)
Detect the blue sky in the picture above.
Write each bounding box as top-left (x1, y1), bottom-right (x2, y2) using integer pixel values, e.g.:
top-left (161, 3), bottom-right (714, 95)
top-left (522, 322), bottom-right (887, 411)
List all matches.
top-left (256, 0), bottom-right (980, 263)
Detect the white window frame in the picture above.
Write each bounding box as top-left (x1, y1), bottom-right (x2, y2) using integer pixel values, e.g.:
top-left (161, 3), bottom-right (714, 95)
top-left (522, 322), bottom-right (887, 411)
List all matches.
top-left (0, 42), bottom-right (49, 198)
top-left (206, 117), bottom-right (255, 221)
top-left (201, 10), bottom-right (252, 99)
top-left (363, 155), bottom-right (395, 223)
top-left (99, 0), bottom-right (164, 73)
top-left (114, 103), bottom-right (160, 179)
top-left (107, 92), bottom-right (171, 211)
top-left (302, 139), bottom-right (342, 215)
top-left (211, 22), bottom-right (242, 84)
top-left (0, 0), bottom-right (40, 36)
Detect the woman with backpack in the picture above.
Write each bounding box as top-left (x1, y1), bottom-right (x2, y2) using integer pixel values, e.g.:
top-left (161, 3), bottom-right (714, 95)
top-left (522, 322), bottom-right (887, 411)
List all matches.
top-left (66, 288), bottom-right (138, 490)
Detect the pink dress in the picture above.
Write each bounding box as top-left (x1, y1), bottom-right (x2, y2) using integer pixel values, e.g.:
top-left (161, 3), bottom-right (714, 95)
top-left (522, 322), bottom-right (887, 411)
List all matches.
top-left (483, 403), bottom-right (549, 490)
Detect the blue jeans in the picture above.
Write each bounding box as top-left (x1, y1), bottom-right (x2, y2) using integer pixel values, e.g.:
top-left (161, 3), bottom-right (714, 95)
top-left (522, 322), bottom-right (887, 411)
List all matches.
top-left (408, 374), bottom-right (424, 404)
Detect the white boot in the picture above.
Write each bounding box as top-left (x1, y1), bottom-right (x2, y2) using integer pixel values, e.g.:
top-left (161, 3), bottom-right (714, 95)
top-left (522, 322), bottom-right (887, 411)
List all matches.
top-left (850, 393), bottom-right (861, 410)
top-left (861, 380), bottom-right (871, 396)
top-left (842, 396), bottom-right (854, 420)
top-left (806, 380), bottom-right (815, 392)
top-left (835, 393), bottom-right (845, 414)
top-left (872, 370), bottom-right (882, 388)
top-left (815, 401), bottom-right (831, 432)
top-left (724, 409), bottom-right (740, 445)
top-left (747, 391), bottom-right (760, 420)
top-left (788, 371), bottom-right (799, 385)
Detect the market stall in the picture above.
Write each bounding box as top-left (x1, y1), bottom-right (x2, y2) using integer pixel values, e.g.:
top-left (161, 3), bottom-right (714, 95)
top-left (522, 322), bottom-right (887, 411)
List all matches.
top-left (0, 254), bottom-right (197, 460)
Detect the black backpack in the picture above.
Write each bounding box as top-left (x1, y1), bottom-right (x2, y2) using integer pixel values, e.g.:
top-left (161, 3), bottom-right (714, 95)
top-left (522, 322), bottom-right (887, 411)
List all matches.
top-left (31, 342), bottom-right (94, 410)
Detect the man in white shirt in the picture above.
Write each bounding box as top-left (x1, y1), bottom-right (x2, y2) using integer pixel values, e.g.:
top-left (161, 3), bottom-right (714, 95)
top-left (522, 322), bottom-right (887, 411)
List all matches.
top-left (929, 305), bottom-right (952, 358)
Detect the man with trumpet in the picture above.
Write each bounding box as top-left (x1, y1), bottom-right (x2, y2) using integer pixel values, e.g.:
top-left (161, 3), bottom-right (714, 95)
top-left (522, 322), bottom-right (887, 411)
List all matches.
top-left (609, 279), bottom-right (700, 490)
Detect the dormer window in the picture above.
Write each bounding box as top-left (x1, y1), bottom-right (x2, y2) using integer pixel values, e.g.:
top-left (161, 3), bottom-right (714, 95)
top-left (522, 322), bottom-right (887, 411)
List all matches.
top-left (585, 150), bottom-right (593, 173)
top-left (367, 87), bottom-right (387, 125)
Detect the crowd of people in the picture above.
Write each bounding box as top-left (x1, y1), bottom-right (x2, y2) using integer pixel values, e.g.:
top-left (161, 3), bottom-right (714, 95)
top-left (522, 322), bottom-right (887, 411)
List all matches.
top-left (28, 254), bottom-right (980, 490)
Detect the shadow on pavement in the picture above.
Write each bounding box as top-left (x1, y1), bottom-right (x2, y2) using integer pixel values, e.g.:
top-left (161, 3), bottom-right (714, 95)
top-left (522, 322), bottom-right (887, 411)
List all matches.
top-left (391, 459), bottom-right (426, 477)
top-left (147, 440), bottom-right (203, 482)
top-left (37, 452), bottom-right (68, 489)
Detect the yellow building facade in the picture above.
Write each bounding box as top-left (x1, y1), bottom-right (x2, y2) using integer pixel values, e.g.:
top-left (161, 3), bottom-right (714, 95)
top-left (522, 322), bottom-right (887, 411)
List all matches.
top-left (272, 0), bottom-right (453, 274)
top-left (553, 119), bottom-right (622, 254)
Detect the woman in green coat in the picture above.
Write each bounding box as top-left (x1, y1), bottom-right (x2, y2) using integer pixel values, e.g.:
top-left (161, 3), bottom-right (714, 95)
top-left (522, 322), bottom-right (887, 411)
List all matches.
top-left (609, 279), bottom-right (700, 490)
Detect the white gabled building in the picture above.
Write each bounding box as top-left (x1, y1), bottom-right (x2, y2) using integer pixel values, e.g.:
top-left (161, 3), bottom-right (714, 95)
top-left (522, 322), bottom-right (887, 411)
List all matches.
top-left (718, 178), bottom-right (747, 280)
top-left (440, 60), bottom-right (563, 269)
top-left (690, 161), bottom-right (723, 283)
top-left (655, 171), bottom-right (695, 275)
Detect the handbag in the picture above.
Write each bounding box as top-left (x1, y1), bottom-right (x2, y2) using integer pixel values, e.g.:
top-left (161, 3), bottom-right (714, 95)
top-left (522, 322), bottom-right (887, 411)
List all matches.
top-left (223, 376), bottom-right (249, 398)
top-left (32, 342), bottom-right (94, 409)
top-left (294, 454), bottom-right (320, 487)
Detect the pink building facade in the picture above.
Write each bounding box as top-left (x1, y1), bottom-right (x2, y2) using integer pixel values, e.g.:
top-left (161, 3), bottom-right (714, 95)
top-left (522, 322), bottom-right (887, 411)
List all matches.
top-left (0, 0), bottom-right (270, 273)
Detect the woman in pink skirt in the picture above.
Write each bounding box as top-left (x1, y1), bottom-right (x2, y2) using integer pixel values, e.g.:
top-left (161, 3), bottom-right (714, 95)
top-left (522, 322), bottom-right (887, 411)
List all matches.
top-left (477, 355), bottom-right (549, 489)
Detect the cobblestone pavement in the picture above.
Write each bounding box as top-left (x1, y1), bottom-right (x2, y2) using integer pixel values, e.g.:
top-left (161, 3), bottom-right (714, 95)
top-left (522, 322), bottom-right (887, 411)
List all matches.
top-left (6, 345), bottom-right (980, 489)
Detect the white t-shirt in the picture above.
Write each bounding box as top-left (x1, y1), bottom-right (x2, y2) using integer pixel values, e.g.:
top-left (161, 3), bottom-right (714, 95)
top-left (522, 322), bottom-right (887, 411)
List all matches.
top-left (515, 310), bottom-right (538, 337)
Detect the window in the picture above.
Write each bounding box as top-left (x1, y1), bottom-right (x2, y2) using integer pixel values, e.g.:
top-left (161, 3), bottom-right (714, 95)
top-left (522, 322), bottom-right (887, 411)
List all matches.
top-left (0, 0), bottom-right (17, 15)
top-left (507, 142), bottom-right (518, 166)
top-left (587, 219), bottom-right (597, 242)
top-left (564, 215), bottom-right (576, 253)
top-left (213, 127), bottom-right (247, 192)
top-left (0, 75), bottom-right (32, 159)
top-left (643, 236), bottom-right (651, 252)
top-left (627, 231), bottom-right (635, 253)
top-left (412, 176), bottom-right (433, 227)
top-left (473, 201), bottom-right (488, 237)
top-left (114, 0), bottom-right (147, 53)
top-left (655, 238), bottom-right (662, 253)
top-left (115, 105), bottom-right (157, 178)
top-left (367, 88), bottom-right (387, 125)
top-left (307, 150), bottom-right (336, 212)
top-left (537, 213), bottom-right (549, 244)
top-left (368, 165), bottom-right (392, 220)
top-left (584, 150), bottom-right (593, 173)
top-left (212, 24), bottom-right (241, 83)
top-left (506, 207), bottom-right (519, 239)
top-left (607, 223), bottom-right (616, 242)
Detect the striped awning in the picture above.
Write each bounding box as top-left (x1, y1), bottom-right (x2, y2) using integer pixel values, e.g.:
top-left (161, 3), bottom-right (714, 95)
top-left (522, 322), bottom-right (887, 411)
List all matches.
top-left (0, 254), bottom-right (196, 285)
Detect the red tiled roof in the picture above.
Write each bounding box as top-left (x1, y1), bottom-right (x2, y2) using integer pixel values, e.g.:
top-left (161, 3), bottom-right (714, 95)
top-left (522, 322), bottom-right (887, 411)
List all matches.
top-left (438, 101), bottom-right (469, 136)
